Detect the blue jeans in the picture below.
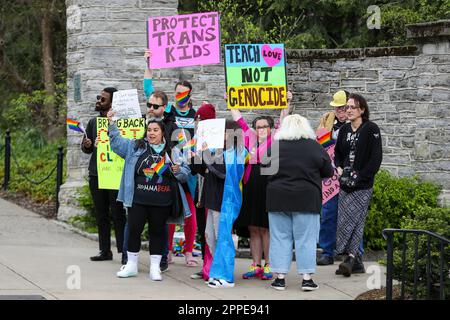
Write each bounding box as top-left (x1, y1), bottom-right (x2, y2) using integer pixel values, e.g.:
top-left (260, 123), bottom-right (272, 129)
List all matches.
top-left (269, 212), bottom-right (320, 275)
top-left (318, 195), bottom-right (364, 258)
top-left (122, 221), bottom-right (169, 264)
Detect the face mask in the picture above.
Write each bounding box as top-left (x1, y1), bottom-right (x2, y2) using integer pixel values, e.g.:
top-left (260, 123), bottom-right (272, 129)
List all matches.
top-left (175, 90), bottom-right (191, 107)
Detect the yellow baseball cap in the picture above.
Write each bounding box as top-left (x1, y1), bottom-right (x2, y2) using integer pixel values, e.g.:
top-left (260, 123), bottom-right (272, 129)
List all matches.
top-left (330, 90), bottom-right (348, 107)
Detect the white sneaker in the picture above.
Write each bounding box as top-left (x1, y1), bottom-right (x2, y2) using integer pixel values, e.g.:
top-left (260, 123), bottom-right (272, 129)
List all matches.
top-left (207, 278), bottom-right (235, 288)
top-left (150, 267), bottom-right (162, 281)
top-left (116, 263), bottom-right (138, 278)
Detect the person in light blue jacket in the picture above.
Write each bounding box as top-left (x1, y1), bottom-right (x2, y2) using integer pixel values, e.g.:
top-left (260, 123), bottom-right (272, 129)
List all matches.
top-left (106, 110), bottom-right (191, 281)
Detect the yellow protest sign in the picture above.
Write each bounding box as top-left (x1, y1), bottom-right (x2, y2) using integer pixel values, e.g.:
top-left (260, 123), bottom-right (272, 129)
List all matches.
top-left (97, 117), bottom-right (146, 190)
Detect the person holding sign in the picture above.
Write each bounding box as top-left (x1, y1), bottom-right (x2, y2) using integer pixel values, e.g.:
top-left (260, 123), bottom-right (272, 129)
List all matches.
top-left (267, 114), bottom-right (333, 292)
top-left (144, 50), bottom-right (199, 268)
top-left (334, 93), bottom-right (382, 277)
top-left (230, 91), bottom-right (292, 282)
top-left (106, 110), bottom-right (191, 281)
top-left (81, 87), bottom-right (127, 264)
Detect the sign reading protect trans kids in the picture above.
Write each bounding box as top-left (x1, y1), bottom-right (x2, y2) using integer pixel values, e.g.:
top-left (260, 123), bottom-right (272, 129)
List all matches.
top-left (147, 12), bottom-right (220, 69)
top-left (225, 44), bottom-right (287, 109)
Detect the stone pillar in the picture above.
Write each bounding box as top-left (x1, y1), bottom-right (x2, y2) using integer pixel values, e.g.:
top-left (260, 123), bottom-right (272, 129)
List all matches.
top-left (406, 20), bottom-right (450, 206)
top-left (60, 0), bottom-right (178, 221)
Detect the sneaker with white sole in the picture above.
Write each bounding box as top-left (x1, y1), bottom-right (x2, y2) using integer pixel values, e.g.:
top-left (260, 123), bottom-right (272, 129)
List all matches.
top-left (116, 263), bottom-right (138, 278)
top-left (190, 271), bottom-right (203, 280)
top-left (270, 277), bottom-right (286, 291)
top-left (207, 278), bottom-right (235, 288)
top-left (150, 267), bottom-right (162, 281)
top-left (301, 279), bottom-right (319, 291)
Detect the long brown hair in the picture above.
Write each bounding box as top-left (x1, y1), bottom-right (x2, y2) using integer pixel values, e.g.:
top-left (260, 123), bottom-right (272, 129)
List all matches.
top-left (349, 93), bottom-right (370, 122)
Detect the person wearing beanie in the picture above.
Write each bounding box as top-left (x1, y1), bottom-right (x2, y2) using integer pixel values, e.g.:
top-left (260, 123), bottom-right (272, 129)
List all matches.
top-left (195, 103), bottom-right (216, 121)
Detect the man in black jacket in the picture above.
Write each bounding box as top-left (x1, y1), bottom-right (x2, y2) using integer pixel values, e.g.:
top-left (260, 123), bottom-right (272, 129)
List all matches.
top-left (82, 87), bottom-right (126, 262)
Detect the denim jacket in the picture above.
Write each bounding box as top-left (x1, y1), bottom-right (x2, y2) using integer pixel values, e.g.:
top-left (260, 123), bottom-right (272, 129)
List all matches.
top-left (108, 123), bottom-right (193, 221)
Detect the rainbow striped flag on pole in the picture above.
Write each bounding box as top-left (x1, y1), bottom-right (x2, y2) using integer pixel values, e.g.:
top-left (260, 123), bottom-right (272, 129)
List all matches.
top-left (67, 118), bottom-right (86, 134)
top-left (316, 128), bottom-right (334, 149)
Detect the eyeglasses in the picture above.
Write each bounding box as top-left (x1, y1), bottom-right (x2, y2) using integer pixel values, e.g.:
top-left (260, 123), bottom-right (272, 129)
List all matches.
top-left (256, 125), bottom-right (270, 130)
top-left (96, 95), bottom-right (107, 103)
top-left (344, 105), bottom-right (360, 110)
top-left (335, 106), bottom-right (347, 112)
top-left (147, 102), bottom-right (164, 110)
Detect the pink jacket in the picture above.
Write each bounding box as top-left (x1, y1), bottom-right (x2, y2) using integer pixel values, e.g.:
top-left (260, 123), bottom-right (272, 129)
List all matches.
top-left (237, 117), bottom-right (278, 185)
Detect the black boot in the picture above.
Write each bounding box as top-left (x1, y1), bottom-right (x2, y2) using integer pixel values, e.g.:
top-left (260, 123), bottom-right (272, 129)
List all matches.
top-left (90, 250), bottom-right (113, 261)
top-left (335, 255), bottom-right (365, 275)
top-left (338, 255), bottom-right (355, 277)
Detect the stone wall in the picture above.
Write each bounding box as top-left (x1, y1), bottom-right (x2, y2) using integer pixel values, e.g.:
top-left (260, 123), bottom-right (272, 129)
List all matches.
top-left (60, 6), bottom-right (450, 221)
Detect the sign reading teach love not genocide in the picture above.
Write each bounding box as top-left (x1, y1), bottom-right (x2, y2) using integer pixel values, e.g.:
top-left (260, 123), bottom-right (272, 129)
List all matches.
top-left (97, 117), bottom-right (146, 190)
top-left (147, 12), bottom-right (220, 69)
top-left (225, 44), bottom-right (288, 109)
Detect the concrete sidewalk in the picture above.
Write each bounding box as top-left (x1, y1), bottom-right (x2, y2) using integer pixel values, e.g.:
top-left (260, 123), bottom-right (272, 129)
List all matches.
top-left (0, 198), bottom-right (385, 300)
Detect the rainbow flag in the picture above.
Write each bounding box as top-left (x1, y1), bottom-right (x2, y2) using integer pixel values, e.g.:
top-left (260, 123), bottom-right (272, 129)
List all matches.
top-left (317, 130), bottom-right (334, 148)
top-left (175, 90), bottom-right (190, 106)
top-left (182, 138), bottom-right (197, 151)
top-left (154, 156), bottom-right (169, 176)
top-left (67, 118), bottom-right (85, 134)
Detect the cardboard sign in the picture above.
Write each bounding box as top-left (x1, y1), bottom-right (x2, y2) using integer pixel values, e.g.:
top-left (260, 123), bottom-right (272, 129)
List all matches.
top-left (225, 44), bottom-right (287, 109)
top-left (112, 89), bottom-right (142, 120)
top-left (97, 117), bottom-right (146, 190)
top-left (147, 12), bottom-right (221, 69)
top-left (321, 144), bottom-right (340, 204)
top-left (316, 128), bottom-right (340, 204)
top-left (196, 118), bottom-right (226, 149)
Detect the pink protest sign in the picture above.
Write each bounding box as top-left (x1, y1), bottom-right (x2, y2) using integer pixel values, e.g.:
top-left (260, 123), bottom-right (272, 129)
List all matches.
top-left (147, 12), bottom-right (220, 69)
top-left (322, 144), bottom-right (340, 204)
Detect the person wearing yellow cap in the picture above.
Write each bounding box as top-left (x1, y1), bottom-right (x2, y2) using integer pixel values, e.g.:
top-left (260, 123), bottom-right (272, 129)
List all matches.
top-left (316, 90), bottom-right (352, 266)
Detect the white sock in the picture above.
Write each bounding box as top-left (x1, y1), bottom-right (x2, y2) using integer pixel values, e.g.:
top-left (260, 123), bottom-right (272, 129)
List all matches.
top-left (277, 273), bottom-right (285, 279)
top-left (303, 273), bottom-right (312, 281)
top-left (127, 251), bottom-right (139, 265)
top-left (150, 255), bottom-right (162, 270)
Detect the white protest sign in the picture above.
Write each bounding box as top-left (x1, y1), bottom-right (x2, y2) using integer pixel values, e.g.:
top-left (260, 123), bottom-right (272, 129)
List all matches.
top-left (112, 89), bottom-right (142, 120)
top-left (196, 119), bottom-right (226, 149)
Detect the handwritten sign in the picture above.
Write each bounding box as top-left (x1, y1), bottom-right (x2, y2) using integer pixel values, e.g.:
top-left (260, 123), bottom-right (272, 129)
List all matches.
top-left (147, 12), bottom-right (221, 69)
top-left (112, 89), bottom-right (142, 120)
top-left (225, 44), bottom-right (287, 109)
top-left (97, 117), bottom-right (146, 190)
top-left (196, 118), bottom-right (226, 149)
top-left (316, 128), bottom-right (340, 204)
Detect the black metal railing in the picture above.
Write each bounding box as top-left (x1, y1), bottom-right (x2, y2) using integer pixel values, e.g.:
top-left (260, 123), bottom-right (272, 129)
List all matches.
top-left (383, 228), bottom-right (449, 300)
top-left (2, 129), bottom-right (64, 213)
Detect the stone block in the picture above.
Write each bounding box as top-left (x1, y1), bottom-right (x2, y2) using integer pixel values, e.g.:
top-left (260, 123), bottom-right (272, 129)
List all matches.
top-left (432, 89), bottom-right (450, 102)
top-left (364, 57), bottom-right (389, 69)
top-left (390, 57), bottom-right (415, 69)
top-left (414, 142), bottom-right (430, 160)
top-left (366, 81), bottom-right (395, 93)
top-left (310, 71), bottom-right (340, 81)
top-left (381, 70), bottom-right (406, 79)
top-left (333, 60), bottom-right (363, 69)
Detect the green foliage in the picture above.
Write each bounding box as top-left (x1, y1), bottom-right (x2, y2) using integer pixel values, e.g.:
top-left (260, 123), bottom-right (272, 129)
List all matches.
top-left (392, 207), bottom-right (450, 299)
top-left (76, 182), bottom-right (95, 216)
top-left (180, 0), bottom-right (450, 49)
top-left (0, 132), bottom-right (66, 203)
top-left (365, 170), bottom-right (442, 250)
top-left (68, 213), bottom-right (98, 234)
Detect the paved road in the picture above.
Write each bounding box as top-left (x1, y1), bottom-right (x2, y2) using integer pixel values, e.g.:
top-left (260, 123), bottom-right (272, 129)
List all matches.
top-left (0, 198), bottom-right (385, 300)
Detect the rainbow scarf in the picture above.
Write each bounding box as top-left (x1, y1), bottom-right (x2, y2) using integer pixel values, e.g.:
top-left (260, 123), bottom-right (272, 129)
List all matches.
top-left (67, 118), bottom-right (85, 134)
top-left (317, 130), bottom-right (334, 148)
top-left (175, 90), bottom-right (190, 106)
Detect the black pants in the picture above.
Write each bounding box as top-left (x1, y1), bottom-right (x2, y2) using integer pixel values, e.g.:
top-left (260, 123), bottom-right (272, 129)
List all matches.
top-left (89, 175), bottom-right (126, 253)
top-left (127, 203), bottom-right (171, 255)
top-left (195, 190), bottom-right (207, 260)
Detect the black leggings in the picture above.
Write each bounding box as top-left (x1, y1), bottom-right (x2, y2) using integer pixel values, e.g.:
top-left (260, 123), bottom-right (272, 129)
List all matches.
top-left (127, 204), bottom-right (171, 255)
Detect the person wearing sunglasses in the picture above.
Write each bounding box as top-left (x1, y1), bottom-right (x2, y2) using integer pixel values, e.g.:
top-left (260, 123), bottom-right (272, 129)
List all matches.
top-left (81, 87), bottom-right (127, 264)
top-left (334, 93), bottom-right (382, 277)
top-left (316, 90), bottom-right (351, 268)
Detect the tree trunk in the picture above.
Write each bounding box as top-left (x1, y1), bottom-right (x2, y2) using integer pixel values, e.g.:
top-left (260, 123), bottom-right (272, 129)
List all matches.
top-left (41, 6), bottom-right (58, 140)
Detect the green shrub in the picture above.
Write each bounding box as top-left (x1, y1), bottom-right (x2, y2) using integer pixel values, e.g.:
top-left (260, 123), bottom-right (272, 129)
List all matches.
top-left (69, 182), bottom-right (97, 233)
top-left (0, 131), bottom-right (66, 203)
top-left (365, 170), bottom-right (442, 250)
top-left (392, 206), bottom-right (450, 299)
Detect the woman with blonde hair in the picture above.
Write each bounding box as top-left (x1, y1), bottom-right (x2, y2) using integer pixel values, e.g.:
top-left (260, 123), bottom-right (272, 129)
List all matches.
top-left (266, 114), bottom-right (334, 291)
